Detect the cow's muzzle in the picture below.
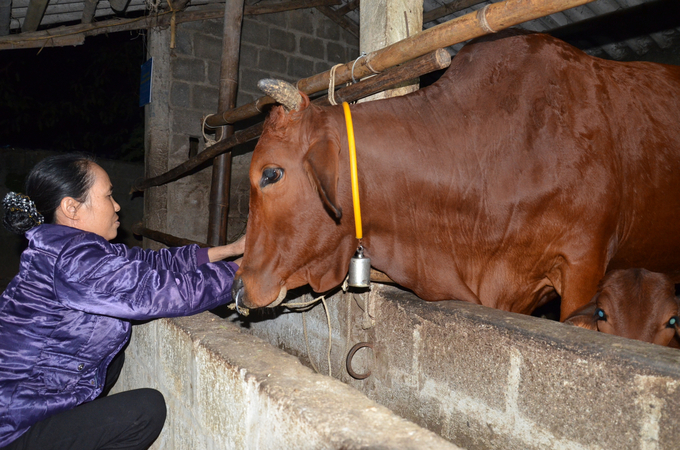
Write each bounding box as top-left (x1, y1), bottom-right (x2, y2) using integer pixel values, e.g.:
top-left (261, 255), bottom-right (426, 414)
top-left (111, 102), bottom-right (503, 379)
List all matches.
top-left (231, 275), bottom-right (288, 310)
top-left (231, 276), bottom-right (247, 310)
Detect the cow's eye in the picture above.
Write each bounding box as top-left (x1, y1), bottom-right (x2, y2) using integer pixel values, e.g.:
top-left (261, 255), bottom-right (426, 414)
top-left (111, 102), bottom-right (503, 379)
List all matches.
top-left (595, 308), bottom-right (607, 321)
top-left (260, 167), bottom-right (284, 188)
top-left (667, 316), bottom-right (678, 328)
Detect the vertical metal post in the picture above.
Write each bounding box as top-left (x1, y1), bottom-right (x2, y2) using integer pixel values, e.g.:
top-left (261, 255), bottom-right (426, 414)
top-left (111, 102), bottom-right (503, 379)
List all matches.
top-left (207, 0), bottom-right (245, 246)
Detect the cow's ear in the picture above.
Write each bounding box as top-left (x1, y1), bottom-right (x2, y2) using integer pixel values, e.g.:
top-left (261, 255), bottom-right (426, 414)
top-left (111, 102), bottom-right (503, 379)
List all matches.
top-left (564, 301), bottom-right (599, 331)
top-left (303, 139), bottom-right (342, 220)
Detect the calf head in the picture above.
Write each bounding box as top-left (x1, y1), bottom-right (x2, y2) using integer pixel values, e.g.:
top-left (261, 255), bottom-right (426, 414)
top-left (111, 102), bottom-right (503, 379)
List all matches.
top-left (565, 269), bottom-right (680, 347)
top-left (232, 80), bottom-right (355, 309)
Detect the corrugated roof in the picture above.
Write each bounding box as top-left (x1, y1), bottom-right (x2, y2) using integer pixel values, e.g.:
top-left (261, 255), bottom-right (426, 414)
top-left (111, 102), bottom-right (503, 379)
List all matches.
top-left (2, 0), bottom-right (679, 60)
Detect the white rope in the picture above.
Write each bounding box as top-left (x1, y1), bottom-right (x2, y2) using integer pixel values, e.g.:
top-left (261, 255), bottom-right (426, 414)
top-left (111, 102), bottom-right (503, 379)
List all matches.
top-left (202, 115), bottom-right (218, 147)
top-left (478, 4), bottom-right (497, 34)
top-left (284, 294), bottom-right (332, 376)
top-left (327, 63), bottom-right (343, 106)
top-left (302, 311), bottom-right (320, 373)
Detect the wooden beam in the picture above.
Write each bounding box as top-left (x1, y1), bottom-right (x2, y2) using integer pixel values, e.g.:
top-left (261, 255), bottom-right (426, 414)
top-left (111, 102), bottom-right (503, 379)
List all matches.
top-left (245, 0), bottom-right (341, 15)
top-left (132, 223), bottom-right (209, 248)
top-left (108, 0), bottom-right (128, 12)
top-left (1, 0), bottom-right (344, 50)
top-left (81, 0), bottom-right (99, 24)
top-left (316, 4), bottom-right (359, 37)
top-left (334, 0), bottom-right (359, 16)
top-left (206, 0), bottom-right (597, 128)
top-left (423, 0), bottom-right (486, 24)
top-left (133, 48), bottom-right (451, 192)
top-left (300, 0), bottom-right (598, 94)
top-left (2, 32), bottom-right (85, 49)
top-left (22, 0), bottom-right (50, 32)
top-left (0, 0), bottom-right (11, 36)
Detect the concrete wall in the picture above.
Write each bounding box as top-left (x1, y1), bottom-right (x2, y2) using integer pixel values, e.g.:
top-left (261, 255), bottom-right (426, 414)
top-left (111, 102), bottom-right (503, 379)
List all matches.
top-left (112, 312), bottom-right (458, 450)
top-left (113, 282), bottom-right (680, 449)
top-left (144, 8), bottom-right (359, 246)
top-left (243, 285), bottom-right (680, 450)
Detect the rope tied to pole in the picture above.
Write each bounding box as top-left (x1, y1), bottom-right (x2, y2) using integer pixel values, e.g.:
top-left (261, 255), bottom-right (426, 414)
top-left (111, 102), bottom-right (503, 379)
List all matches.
top-left (351, 52), bottom-right (368, 84)
top-left (477, 4), bottom-right (497, 34)
top-left (327, 63), bottom-right (343, 106)
top-left (202, 115), bottom-right (218, 147)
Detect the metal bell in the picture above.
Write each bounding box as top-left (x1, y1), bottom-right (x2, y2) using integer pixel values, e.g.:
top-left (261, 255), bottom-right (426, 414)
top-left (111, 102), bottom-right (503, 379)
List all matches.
top-left (348, 245), bottom-right (371, 288)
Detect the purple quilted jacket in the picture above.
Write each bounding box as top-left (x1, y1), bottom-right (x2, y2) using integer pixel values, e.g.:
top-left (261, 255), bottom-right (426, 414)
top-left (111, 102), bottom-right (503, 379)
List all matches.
top-left (0, 224), bottom-right (237, 446)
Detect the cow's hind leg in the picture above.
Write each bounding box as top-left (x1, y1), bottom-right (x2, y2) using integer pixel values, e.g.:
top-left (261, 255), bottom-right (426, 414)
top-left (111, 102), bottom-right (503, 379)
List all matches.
top-left (557, 261), bottom-right (606, 321)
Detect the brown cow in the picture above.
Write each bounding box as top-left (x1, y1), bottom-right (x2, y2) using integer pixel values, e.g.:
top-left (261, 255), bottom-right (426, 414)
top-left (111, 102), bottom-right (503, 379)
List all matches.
top-left (232, 30), bottom-right (680, 320)
top-left (565, 269), bottom-right (680, 347)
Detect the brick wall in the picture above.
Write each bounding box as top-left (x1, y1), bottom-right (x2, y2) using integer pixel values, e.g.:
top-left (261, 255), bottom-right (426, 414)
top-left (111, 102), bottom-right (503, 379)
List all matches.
top-left (150, 8), bottom-right (358, 244)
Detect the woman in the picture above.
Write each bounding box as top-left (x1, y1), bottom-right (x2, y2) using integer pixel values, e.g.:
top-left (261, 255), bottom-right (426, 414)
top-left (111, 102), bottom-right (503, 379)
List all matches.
top-left (0, 153), bottom-right (244, 449)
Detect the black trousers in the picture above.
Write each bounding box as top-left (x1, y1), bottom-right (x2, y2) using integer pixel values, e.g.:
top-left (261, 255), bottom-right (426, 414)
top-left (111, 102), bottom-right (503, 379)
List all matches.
top-left (2, 352), bottom-right (166, 450)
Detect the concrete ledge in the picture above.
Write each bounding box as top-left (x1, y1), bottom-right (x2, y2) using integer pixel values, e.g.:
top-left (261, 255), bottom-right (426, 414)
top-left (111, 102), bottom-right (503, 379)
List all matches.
top-left (113, 312), bottom-right (458, 449)
top-left (246, 284), bottom-right (680, 450)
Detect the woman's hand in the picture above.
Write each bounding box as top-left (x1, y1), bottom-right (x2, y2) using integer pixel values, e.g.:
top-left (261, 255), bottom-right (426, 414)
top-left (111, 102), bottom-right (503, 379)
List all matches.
top-left (207, 235), bottom-right (246, 262)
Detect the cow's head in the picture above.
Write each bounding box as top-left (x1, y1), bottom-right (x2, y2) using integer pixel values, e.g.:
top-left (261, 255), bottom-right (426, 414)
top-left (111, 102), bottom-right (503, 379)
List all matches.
top-left (231, 79), bottom-right (356, 309)
top-left (565, 269), bottom-right (680, 347)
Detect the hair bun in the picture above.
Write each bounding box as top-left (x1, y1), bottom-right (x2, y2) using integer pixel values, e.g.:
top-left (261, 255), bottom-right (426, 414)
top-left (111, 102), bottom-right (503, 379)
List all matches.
top-left (2, 192), bottom-right (45, 234)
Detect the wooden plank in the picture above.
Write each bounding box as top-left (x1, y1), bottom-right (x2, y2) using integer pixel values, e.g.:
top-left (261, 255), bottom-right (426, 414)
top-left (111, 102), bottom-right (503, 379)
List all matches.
top-left (423, 0), bottom-right (486, 24)
top-left (334, 0), bottom-right (359, 16)
top-left (245, 0), bottom-right (341, 15)
top-left (0, 0), bottom-right (13, 36)
top-left (21, 0), bottom-right (50, 32)
top-left (316, 4), bottom-right (359, 37)
top-left (1, 31), bottom-right (84, 48)
top-left (108, 0), bottom-right (128, 12)
top-left (0, 0), bottom-right (343, 49)
top-left (81, 0), bottom-right (98, 24)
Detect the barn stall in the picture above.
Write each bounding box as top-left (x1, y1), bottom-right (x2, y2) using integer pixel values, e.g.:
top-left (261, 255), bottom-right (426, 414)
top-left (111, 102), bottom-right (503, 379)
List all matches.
top-left (3, 0), bottom-right (680, 448)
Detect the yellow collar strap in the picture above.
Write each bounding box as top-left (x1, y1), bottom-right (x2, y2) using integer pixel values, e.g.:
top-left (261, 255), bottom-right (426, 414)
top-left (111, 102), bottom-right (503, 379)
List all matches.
top-left (342, 101), bottom-right (363, 240)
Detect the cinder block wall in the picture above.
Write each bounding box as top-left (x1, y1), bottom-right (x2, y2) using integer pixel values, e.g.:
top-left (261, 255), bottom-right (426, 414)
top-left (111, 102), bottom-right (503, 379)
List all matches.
top-left (112, 312), bottom-right (458, 450)
top-left (114, 284), bottom-right (680, 449)
top-left (145, 9), bottom-right (358, 245)
top-left (245, 285), bottom-right (680, 450)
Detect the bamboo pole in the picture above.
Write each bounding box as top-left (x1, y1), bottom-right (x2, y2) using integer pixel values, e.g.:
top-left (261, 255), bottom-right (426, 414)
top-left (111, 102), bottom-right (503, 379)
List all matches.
top-left (206, 0), bottom-right (596, 128)
top-left (131, 48), bottom-right (451, 193)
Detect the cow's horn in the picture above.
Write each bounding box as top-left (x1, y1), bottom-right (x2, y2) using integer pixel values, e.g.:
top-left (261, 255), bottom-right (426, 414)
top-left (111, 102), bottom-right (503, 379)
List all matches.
top-left (258, 79), bottom-right (302, 111)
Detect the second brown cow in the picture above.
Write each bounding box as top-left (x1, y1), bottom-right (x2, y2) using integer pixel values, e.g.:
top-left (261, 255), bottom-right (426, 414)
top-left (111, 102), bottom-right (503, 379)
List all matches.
top-left (566, 269), bottom-right (680, 347)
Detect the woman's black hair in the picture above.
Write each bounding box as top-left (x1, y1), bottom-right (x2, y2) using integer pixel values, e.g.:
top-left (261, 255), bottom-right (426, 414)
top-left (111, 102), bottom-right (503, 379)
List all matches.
top-left (2, 153), bottom-right (95, 234)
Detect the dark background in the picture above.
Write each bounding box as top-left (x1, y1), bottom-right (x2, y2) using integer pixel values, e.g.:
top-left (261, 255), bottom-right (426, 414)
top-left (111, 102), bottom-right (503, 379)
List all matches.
top-left (0, 31), bottom-right (146, 161)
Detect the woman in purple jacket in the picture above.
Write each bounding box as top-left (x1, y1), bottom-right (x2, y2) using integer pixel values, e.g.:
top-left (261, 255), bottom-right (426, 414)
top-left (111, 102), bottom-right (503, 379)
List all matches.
top-left (0, 153), bottom-right (244, 449)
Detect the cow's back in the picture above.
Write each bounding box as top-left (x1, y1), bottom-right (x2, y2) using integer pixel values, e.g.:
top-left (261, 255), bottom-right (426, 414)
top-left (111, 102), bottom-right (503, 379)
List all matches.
top-left (445, 31), bottom-right (680, 278)
top-left (350, 31), bottom-right (680, 314)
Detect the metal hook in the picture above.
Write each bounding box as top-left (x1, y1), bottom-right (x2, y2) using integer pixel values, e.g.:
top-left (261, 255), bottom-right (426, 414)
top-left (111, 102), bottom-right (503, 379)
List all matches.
top-left (346, 342), bottom-right (374, 380)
